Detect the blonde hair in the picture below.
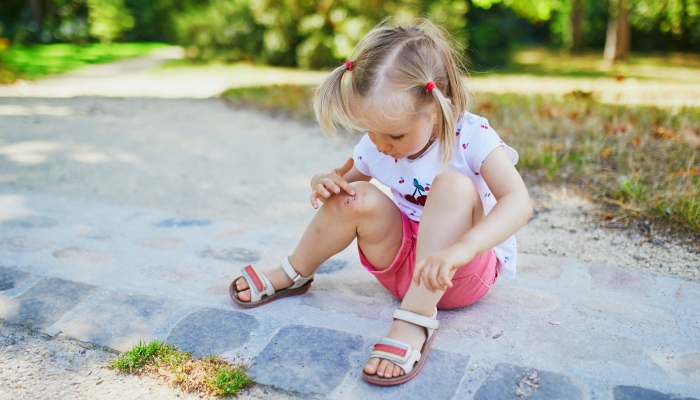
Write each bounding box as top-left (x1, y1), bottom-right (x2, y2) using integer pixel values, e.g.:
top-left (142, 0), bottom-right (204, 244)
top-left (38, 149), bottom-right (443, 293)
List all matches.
top-left (314, 17), bottom-right (472, 167)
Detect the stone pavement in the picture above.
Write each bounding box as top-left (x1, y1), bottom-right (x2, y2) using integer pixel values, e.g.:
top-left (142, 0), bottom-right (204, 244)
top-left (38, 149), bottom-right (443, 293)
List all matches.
top-left (1, 192), bottom-right (699, 399)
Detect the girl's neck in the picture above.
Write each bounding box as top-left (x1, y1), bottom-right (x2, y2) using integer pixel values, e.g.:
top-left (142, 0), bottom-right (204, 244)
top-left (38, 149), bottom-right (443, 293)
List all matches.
top-left (407, 137), bottom-right (436, 160)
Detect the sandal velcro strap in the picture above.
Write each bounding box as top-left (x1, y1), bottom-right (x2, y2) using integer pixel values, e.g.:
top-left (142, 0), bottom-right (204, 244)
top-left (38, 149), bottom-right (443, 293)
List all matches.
top-left (371, 339), bottom-right (411, 364)
top-left (393, 309), bottom-right (439, 330)
top-left (280, 257), bottom-right (314, 288)
top-left (240, 264), bottom-right (275, 302)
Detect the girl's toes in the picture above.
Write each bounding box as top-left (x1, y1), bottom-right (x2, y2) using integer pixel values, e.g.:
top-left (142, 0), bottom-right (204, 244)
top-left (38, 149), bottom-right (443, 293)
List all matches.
top-left (392, 364), bottom-right (403, 377)
top-left (236, 278), bottom-right (249, 291)
top-left (363, 358), bottom-right (380, 375)
top-left (377, 359), bottom-right (391, 377)
top-left (237, 289), bottom-right (251, 302)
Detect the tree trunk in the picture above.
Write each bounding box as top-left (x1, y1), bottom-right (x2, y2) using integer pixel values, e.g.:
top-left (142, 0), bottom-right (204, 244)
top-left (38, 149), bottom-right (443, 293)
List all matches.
top-left (604, 0), bottom-right (631, 63)
top-left (26, 0), bottom-right (42, 26)
top-left (570, 0), bottom-right (584, 53)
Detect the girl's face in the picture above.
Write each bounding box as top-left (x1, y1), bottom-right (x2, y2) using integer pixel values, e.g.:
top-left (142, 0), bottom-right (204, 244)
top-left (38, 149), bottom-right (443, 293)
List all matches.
top-left (359, 102), bottom-right (438, 160)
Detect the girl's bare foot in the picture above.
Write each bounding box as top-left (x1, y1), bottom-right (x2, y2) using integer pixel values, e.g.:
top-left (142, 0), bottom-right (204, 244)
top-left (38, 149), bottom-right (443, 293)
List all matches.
top-left (234, 266), bottom-right (294, 302)
top-left (363, 319), bottom-right (427, 378)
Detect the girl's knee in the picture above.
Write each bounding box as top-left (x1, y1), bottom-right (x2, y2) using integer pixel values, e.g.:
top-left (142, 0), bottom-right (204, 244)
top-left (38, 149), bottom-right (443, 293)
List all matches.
top-left (431, 171), bottom-right (477, 197)
top-left (327, 181), bottom-right (386, 215)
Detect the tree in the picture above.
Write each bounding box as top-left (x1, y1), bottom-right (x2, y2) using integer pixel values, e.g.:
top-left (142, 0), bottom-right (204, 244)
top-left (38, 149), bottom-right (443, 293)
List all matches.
top-left (86, 0), bottom-right (134, 43)
top-left (604, 0), bottom-right (631, 63)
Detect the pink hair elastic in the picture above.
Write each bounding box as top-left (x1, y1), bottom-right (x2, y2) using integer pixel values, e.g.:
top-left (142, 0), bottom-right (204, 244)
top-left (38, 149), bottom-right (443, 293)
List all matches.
top-left (426, 81), bottom-right (436, 93)
top-left (345, 60), bottom-right (353, 71)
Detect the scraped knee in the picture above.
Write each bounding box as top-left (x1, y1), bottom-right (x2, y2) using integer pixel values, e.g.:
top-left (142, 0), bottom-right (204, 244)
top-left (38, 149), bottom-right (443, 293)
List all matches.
top-left (328, 181), bottom-right (384, 215)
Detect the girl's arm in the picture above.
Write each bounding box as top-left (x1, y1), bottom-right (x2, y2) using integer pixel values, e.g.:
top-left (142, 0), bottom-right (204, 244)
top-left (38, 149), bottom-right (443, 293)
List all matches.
top-left (309, 158), bottom-right (371, 209)
top-left (413, 146), bottom-right (532, 291)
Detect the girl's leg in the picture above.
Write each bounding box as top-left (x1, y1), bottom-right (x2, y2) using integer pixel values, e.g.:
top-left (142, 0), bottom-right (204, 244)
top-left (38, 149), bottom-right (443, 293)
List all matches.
top-left (364, 171), bottom-right (486, 378)
top-left (235, 181), bottom-right (403, 301)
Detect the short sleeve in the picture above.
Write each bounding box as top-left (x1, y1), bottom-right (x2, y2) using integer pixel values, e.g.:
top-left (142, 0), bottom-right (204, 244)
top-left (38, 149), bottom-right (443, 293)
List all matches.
top-left (352, 134), bottom-right (372, 176)
top-left (459, 118), bottom-right (518, 174)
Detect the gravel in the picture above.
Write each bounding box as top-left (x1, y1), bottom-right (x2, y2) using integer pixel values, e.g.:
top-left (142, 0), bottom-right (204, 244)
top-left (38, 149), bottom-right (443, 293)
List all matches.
top-left (519, 185), bottom-right (700, 282)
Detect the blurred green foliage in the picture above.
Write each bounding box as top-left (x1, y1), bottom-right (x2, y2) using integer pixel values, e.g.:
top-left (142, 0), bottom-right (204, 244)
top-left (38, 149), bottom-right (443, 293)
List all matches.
top-left (0, 42), bottom-right (165, 80)
top-left (0, 0), bottom-right (698, 70)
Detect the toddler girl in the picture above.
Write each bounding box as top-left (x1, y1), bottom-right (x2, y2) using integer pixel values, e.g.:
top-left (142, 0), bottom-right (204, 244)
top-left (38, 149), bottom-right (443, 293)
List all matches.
top-left (230, 18), bottom-right (532, 386)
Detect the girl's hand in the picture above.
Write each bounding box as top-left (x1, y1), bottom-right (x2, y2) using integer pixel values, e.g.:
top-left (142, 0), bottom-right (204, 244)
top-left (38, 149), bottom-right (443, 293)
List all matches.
top-left (310, 158), bottom-right (357, 209)
top-left (413, 245), bottom-right (476, 292)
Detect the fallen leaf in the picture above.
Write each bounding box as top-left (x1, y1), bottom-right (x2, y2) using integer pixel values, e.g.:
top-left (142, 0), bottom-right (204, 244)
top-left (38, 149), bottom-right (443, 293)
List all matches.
top-left (631, 136), bottom-right (641, 146)
top-left (600, 147), bottom-right (613, 160)
top-left (477, 102), bottom-right (496, 114)
top-left (670, 168), bottom-right (700, 177)
top-left (654, 127), bottom-right (675, 139)
top-left (616, 74), bottom-right (626, 82)
top-left (566, 111), bottom-right (579, 121)
top-left (96, 380), bottom-right (104, 385)
top-left (492, 333), bottom-right (503, 339)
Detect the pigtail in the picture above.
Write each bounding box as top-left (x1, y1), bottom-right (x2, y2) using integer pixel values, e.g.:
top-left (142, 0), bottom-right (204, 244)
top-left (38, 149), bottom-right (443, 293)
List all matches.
top-left (425, 84), bottom-right (455, 169)
top-left (314, 66), bottom-right (348, 136)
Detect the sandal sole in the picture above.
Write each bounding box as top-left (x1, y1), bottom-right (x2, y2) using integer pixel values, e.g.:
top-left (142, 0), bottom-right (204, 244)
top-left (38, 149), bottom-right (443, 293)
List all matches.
top-left (361, 330), bottom-right (437, 386)
top-left (229, 279), bottom-right (312, 308)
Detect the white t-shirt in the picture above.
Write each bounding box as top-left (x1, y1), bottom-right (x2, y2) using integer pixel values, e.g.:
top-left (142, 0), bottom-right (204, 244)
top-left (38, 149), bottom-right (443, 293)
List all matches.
top-left (352, 112), bottom-right (519, 279)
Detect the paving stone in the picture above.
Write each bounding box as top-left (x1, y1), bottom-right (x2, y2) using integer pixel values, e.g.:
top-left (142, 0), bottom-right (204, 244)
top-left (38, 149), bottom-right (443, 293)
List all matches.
top-left (133, 237), bottom-right (184, 250)
top-left (675, 282), bottom-right (700, 305)
top-left (518, 254), bottom-right (565, 279)
top-left (613, 385), bottom-right (698, 400)
top-left (481, 286), bottom-right (560, 311)
top-left (350, 349), bottom-right (469, 400)
top-left (140, 263), bottom-right (205, 284)
top-left (249, 325), bottom-right (362, 397)
top-left (199, 247), bottom-right (260, 264)
top-left (474, 363), bottom-right (584, 400)
top-left (61, 293), bottom-right (176, 351)
top-left (317, 259), bottom-right (348, 275)
top-left (588, 264), bottom-right (654, 296)
top-left (0, 266), bottom-right (30, 291)
top-left (165, 308), bottom-right (258, 357)
top-left (153, 218), bottom-right (211, 228)
top-left (0, 237), bottom-right (54, 252)
top-left (439, 309), bottom-right (496, 337)
top-left (524, 324), bottom-right (645, 367)
top-left (301, 291), bottom-right (390, 319)
top-left (574, 298), bottom-right (675, 329)
top-left (52, 247), bottom-right (116, 268)
top-left (648, 350), bottom-right (700, 379)
top-left (2, 216), bottom-right (57, 228)
top-left (0, 278), bottom-right (98, 330)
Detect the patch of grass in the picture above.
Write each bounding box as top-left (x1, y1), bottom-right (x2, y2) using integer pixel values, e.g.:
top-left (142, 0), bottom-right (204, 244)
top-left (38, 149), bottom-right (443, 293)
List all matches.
top-left (221, 83), bottom-right (700, 236)
top-left (0, 42), bottom-right (168, 82)
top-left (110, 339), bottom-right (252, 398)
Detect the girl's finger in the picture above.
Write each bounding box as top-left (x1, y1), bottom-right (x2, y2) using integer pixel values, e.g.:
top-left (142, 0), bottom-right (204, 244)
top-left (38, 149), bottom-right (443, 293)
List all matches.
top-left (438, 266), bottom-right (452, 288)
top-left (421, 264), bottom-right (434, 292)
top-left (310, 193), bottom-right (319, 209)
top-left (335, 178), bottom-right (356, 196)
top-left (321, 178), bottom-right (340, 194)
top-left (315, 184), bottom-right (330, 198)
top-left (413, 260), bottom-right (425, 285)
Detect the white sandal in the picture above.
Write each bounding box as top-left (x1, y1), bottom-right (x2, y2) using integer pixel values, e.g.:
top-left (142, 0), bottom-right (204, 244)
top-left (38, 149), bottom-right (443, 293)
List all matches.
top-left (229, 257), bottom-right (314, 308)
top-left (362, 308), bottom-right (439, 385)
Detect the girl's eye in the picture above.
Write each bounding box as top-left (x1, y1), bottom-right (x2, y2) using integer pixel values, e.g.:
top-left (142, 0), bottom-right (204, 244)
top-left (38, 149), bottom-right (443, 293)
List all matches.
top-left (390, 135), bottom-right (404, 141)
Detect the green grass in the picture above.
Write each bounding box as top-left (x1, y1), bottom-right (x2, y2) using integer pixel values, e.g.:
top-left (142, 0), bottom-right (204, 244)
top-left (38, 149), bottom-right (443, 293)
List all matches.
top-left (0, 42), bottom-right (168, 82)
top-left (222, 84), bottom-right (700, 234)
top-left (110, 339), bottom-right (253, 397)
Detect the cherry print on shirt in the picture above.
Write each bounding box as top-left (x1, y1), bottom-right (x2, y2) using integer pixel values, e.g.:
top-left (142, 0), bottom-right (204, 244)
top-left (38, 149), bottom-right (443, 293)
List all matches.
top-left (462, 143), bottom-right (467, 149)
top-left (399, 177), bottom-right (405, 184)
top-left (404, 178), bottom-right (430, 206)
top-left (358, 156), bottom-right (362, 160)
top-left (394, 159), bottom-right (398, 163)
top-left (456, 128), bottom-right (461, 136)
top-left (504, 256), bottom-right (510, 264)
top-left (480, 124), bottom-right (488, 129)
top-left (474, 172), bottom-right (480, 176)
top-left (484, 192), bottom-right (491, 198)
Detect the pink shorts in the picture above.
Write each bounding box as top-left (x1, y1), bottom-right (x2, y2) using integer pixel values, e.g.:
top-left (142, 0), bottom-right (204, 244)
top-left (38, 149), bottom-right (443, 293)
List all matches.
top-left (358, 211), bottom-right (498, 310)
